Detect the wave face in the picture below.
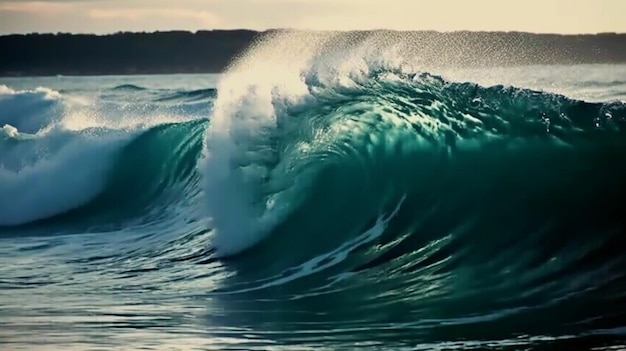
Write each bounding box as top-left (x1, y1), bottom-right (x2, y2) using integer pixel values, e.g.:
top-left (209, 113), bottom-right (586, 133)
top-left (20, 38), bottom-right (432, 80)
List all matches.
top-left (2, 34), bottom-right (626, 350)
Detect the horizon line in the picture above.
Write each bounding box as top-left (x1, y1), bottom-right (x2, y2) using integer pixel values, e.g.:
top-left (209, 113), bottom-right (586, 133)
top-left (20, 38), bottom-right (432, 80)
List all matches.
top-left (2, 28), bottom-right (626, 37)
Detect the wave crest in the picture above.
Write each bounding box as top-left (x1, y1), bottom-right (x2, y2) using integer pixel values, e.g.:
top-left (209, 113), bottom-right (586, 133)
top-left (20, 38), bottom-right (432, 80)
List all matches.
top-left (201, 31), bottom-right (626, 259)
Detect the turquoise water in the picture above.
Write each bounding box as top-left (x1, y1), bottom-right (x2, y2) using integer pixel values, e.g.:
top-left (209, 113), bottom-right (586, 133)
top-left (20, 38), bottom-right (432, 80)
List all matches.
top-left (1, 32), bottom-right (626, 350)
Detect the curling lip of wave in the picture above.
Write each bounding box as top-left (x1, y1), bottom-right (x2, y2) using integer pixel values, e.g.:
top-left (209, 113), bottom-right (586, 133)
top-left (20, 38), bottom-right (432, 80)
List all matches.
top-left (199, 30), bottom-right (626, 257)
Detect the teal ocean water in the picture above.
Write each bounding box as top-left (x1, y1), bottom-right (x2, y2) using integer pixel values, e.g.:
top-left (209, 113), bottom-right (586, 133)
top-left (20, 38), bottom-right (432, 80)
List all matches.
top-left (1, 33), bottom-right (626, 350)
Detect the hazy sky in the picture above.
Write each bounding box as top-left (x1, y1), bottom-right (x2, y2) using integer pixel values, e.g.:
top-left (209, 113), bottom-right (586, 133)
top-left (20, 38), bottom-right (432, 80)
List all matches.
top-left (0, 0), bottom-right (625, 35)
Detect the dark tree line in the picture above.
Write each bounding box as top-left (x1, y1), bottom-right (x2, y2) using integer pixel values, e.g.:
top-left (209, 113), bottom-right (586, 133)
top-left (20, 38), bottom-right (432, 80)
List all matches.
top-left (1, 30), bottom-right (625, 76)
top-left (0, 30), bottom-right (259, 76)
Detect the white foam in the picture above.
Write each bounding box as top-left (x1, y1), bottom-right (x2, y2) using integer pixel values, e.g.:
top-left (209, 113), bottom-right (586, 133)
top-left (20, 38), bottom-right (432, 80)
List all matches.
top-left (0, 81), bottom-right (210, 226)
top-left (201, 78), bottom-right (308, 256)
top-left (1, 124), bottom-right (19, 138)
top-left (0, 84), bottom-right (14, 94)
top-left (201, 32), bottom-right (419, 256)
top-left (0, 84), bottom-right (189, 226)
top-left (0, 86), bottom-right (64, 134)
top-left (0, 125), bottom-right (132, 226)
top-left (200, 33), bottom-right (322, 256)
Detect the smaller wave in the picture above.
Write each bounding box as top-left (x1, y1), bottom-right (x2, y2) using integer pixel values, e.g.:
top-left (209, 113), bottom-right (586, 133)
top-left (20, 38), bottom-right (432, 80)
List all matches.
top-left (0, 81), bottom-right (215, 227)
top-left (154, 88), bottom-right (217, 102)
top-left (111, 84), bottom-right (147, 91)
top-left (0, 125), bottom-right (133, 226)
top-left (0, 86), bottom-right (64, 134)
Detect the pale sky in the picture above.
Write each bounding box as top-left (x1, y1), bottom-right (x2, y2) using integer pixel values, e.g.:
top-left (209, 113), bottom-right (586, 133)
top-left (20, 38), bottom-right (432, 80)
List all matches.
top-left (0, 0), bottom-right (625, 35)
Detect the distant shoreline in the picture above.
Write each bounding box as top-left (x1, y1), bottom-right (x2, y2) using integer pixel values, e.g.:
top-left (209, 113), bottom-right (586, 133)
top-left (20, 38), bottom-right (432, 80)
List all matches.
top-left (0, 72), bottom-right (226, 78)
top-left (2, 29), bottom-right (626, 77)
top-left (0, 71), bottom-right (225, 78)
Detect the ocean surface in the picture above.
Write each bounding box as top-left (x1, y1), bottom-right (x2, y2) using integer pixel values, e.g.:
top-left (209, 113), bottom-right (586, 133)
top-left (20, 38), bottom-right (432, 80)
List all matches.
top-left (2, 33), bottom-right (626, 350)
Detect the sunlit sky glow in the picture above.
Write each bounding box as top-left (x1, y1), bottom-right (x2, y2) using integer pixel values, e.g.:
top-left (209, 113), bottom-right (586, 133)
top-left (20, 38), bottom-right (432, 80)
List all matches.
top-left (0, 0), bottom-right (624, 35)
